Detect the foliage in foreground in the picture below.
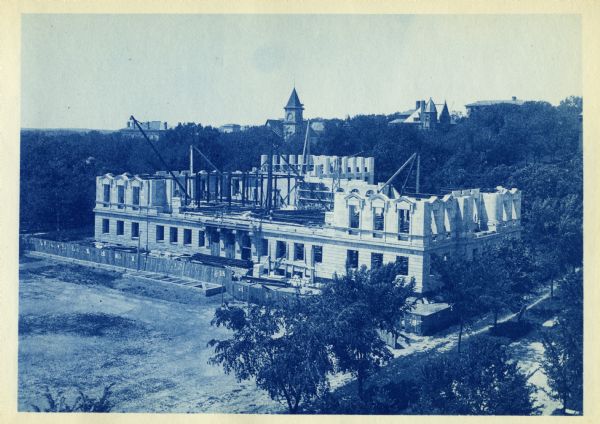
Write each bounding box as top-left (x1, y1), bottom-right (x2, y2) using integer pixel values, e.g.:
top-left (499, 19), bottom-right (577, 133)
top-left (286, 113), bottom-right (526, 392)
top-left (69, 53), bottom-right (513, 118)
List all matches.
top-left (208, 262), bottom-right (414, 413)
top-left (312, 336), bottom-right (537, 415)
top-left (541, 270), bottom-right (583, 414)
top-left (31, 383), bottom-right (115, 412)
top-left (208, 298), bottom-right (332, 413)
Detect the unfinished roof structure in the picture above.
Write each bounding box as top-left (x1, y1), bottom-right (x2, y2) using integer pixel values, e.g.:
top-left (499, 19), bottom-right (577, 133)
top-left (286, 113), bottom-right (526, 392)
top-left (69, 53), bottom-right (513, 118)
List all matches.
top-left (93, 150), bottom-right (521, 293)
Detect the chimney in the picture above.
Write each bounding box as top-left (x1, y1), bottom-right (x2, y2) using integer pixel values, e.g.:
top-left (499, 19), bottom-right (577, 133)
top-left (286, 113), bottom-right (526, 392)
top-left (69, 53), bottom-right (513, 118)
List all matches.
top-left (164, 122), bottom-right (167, 130)
top-left (512, 96), bottom-right (517, 101)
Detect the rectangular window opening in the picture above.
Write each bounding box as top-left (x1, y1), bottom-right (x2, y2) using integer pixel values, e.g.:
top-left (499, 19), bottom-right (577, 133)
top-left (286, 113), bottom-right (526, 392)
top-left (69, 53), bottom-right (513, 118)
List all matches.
top-left (399, 209), bottom-right (410, 234)
top-left (102, 219), bottom-right (110, 234)
top-left (313, 245), bottom-right (323, 263)
top-left (260, 238), bottom-right (268, 257)
top-left (294, 243), bottom-right (305, 261)
top-left (103, 184), bottom-right (110, 204)
top-left (373, 207), bottom-right (384, 232)
top-left (131, 222), bottom-right (139, 239)
top-left (117, 185), bottom-right (125, 205)
top-left (198, 231), bottom-right (205, 247)
top-left (156, 225), bottom-right (165, 242)
top-left (276, 241), bottom-right (287, 259)
top-left (346, 249), bottom-right (359, 269)
top-left (170, 227), bottom-right (178, 243)
top-left (349, 205), bottom-right (360, 229)
top-left (116, 220), bottom-right (124, 236)
top-left (371, 253), bottom-right (383, 269)
top-left (183, 228), bottom-right (192, 245)
top-left (396, 256), bottom-right (409, 276)
top-left (132, 186), bottom-right (140, 206)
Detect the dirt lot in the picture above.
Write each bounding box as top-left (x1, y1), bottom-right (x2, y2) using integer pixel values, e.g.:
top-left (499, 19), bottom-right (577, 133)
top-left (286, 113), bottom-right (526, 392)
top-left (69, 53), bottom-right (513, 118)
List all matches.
top-left (18, 255), bottom-right (280, 413)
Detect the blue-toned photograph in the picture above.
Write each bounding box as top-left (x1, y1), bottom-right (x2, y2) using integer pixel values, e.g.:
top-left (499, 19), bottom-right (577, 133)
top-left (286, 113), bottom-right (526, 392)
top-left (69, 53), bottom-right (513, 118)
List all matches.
top-left (18, 13), bottom-right (582, 415)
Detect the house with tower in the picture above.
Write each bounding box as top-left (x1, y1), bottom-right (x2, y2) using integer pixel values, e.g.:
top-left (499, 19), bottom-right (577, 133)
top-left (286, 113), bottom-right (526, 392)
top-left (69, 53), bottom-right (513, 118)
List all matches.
top-left (389, 98), bottom-right (452, 130)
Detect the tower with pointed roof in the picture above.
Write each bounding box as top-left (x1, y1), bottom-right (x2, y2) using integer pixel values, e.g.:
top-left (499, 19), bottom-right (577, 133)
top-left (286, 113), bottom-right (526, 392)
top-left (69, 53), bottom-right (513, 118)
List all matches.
top-left (283, 88), bottom-right (304, 140)
top-left (422, 98), bottom-right (438, 130)
top-left (438, 101), bottom-right (451, 128)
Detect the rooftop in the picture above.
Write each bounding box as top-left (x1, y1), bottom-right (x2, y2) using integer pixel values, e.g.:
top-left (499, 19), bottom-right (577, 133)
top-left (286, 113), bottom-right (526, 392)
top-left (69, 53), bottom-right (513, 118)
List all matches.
top-left (285, 88), bottom-right (303, 109)
top-left (409, 302), bottom-right (451, 317)
top-left (466, 98), bottom-right (525, 107)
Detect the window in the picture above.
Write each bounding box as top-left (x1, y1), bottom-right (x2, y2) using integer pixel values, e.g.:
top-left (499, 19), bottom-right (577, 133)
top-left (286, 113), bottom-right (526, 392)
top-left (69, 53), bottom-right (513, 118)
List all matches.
top-left (349, 205), bottom-right (360, 229)
top-left (132, 186), bottom-right (140, 206)
top-left (156, 225), bottom-right (164, 241)
top-left (131, 222), bottom-right (139, 239)
top-left (347, 250), bottom-right (359, 269)
top-left (294, 243), bottom-right (305, 261)
top-left (396, 256), bottom-right (409, 275)
top-left (183, 229), bottom-right (192, 245)
top-left (198, 231), bottom-right (205, 247)
top-left (313, 245), bottom-right (323, 263)
top-left (102, 219), bottom-right (110, 234)
top-left (116, 220), bottom-right (124, 236)
top-left (399, 209), bottom-right (410, 234)
top-left (260, 238), bottom-right (269, 257)
top-left (170, 227), bottom-right (178, 243)
top-left (276, 241), bottom-right (287, 259)
top-left (117, 185), bottom-right (125, 204)
top-left (347, 167), bottom-right (352, 172)
top-left (371, 253), bottom-right (384, 269)
top-left (373, 207), bottom-right (384, 231)
top-left (103, 184), bottom-right (110, 203)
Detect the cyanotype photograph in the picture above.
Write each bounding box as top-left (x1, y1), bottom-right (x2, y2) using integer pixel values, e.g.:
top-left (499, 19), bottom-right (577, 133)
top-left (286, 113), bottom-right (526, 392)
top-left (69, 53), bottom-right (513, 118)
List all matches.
top-left (17, 12), bottom-right (583, 415)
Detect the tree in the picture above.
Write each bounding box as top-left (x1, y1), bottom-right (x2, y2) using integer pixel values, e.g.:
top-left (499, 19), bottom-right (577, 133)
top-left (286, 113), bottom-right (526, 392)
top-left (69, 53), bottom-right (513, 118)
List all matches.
top-left (366, 262), bottom-right (416, 347)
top-left (413, 337), bottom-right (537, 415)
top-left (541, 270), bottom-right (583, 414)
top-left (480, 242), bottom-right (535, 326)
top-left (432, 254), bottom-right (487, 352)
top-left (321, 269), bottom-right (394, 400)
top-left (208, 298), bottom-right (332, 413)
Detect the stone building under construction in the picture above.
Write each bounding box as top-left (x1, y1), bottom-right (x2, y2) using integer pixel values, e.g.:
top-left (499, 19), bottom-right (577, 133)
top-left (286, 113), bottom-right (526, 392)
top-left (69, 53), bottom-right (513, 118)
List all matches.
top-left (93, 151), bottom-right (521, 293)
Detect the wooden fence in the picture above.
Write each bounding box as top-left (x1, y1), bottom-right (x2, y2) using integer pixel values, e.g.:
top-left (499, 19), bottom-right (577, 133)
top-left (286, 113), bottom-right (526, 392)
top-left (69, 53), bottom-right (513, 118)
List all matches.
top-left (22, 236), bottom-right (231, 285)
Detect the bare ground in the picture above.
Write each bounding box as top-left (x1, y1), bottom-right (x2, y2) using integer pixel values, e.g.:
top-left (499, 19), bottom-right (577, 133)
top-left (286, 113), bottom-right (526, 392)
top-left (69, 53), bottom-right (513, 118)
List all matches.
top-left (18, 255), bottom-right (280, 413)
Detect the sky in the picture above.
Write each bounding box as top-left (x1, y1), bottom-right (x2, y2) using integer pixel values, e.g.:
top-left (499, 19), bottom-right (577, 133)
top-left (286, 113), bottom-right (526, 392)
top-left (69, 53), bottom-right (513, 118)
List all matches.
top-left (21, 14), bottom-right (582, 130)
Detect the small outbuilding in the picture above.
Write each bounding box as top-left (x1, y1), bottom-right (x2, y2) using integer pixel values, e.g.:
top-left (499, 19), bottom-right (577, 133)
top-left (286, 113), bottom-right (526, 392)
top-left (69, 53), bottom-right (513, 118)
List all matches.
top-left (403, 302), bottom-right (454, 336)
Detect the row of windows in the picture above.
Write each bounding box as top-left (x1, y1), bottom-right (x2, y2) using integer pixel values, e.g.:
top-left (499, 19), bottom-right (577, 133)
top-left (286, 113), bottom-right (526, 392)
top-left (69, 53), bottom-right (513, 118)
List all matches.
top-left (155, 225), bottom-right (205, 246)
top-left (275, 241), bottom-right (323, 263)
top-left (102, 219), bottom-right (140, 238)
top-left (348, 207), bottom-right (411, 235)
top-left (346, 250), bottom-right (409, 275)
top-left (101, 220), bottom-right (405, 272)
top-left (102, 184), bottom-right (141, 206)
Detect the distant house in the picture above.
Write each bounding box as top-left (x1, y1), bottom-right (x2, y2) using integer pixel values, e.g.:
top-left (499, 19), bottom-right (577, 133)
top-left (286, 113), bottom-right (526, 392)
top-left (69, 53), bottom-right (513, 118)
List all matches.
top-left (465, 96), bottom-right (524, 116)
top-left (389, 98), bottom-right (451, 130)
top-left (218, 124), bottom-right (242, 133)
top-left (120, 118), bottom-right (168, 140)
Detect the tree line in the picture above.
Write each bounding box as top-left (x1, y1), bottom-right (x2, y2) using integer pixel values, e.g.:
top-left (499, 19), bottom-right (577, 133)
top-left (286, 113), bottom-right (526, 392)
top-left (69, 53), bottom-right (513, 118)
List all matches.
top-left (20, 97), bottom-right (583, 271)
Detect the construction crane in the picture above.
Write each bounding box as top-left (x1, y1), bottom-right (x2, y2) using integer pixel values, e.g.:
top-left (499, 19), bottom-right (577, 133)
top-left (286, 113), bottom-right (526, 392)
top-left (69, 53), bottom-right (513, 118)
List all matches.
top-left (377, 152), bottom-right (421, 196)
top-left (130, 115), bottom-right (190, 205)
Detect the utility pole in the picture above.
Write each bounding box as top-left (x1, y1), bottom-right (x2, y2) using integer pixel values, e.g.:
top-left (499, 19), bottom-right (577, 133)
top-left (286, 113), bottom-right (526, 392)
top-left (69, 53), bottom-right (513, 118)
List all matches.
top-left (416, 154), bottom-right (421, 194)
top-left (266, 142), bottom-right (273, 213)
